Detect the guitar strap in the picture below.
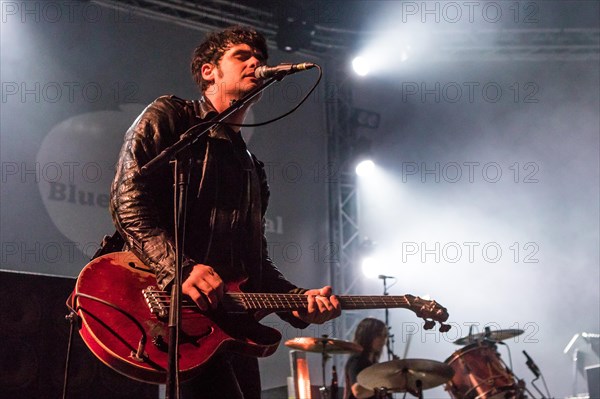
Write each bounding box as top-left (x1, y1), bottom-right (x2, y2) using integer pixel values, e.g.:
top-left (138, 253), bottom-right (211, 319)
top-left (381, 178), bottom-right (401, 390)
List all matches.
top-left (91, 229), bottom-right (125, 260)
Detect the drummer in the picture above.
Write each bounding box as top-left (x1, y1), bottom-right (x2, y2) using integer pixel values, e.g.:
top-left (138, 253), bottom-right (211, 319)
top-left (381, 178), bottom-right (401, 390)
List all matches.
top-left (344, 318), bottom-right (391, 399)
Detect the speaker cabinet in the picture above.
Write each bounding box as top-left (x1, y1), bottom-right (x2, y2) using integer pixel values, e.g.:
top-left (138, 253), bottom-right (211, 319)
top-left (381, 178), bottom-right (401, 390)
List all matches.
top-left (0, 270), bottom-right (158, 399)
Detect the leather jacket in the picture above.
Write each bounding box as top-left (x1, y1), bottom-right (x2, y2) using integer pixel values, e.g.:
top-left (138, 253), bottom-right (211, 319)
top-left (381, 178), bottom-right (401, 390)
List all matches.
top-left (110, 96), bottom-right (305, 313)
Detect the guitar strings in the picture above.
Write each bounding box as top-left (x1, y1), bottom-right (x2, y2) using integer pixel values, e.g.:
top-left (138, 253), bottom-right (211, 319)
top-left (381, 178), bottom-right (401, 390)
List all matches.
top-left (143, 289), bottom-right (414, 311)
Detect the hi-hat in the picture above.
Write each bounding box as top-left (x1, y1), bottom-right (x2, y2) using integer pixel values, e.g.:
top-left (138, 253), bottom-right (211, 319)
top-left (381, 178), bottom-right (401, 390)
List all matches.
top-left (284, 337), bottom-right (362, 354)
top-left (453, 329), bottom-right (524, 345)
top-left (357, 359), bottom-right (454, 393)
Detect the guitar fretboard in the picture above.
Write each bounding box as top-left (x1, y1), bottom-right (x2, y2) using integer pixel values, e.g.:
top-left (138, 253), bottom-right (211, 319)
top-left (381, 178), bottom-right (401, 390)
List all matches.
top-left (143, 289), bottom-right (419, 314)
top-left (222, 293), bottom-right (412, 311)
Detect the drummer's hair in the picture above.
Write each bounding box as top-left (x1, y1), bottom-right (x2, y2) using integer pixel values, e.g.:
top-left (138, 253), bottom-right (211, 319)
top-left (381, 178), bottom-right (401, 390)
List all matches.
top-left (354, 318), bottom-right (388, 361)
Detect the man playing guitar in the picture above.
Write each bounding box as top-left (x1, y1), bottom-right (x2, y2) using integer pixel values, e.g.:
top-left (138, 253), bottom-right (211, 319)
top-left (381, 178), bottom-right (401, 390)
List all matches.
top-left (109, 25), bottom-right (341, 398)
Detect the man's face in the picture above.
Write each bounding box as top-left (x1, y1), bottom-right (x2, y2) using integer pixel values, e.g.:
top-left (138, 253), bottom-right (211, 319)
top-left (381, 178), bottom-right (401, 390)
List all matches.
top-left (206, 43), bottom-right (265, 100)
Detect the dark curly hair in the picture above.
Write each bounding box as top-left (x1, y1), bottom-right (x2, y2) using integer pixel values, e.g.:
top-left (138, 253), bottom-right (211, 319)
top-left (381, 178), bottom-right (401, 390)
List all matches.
top-left (191, 25), bottom-right (269, 92)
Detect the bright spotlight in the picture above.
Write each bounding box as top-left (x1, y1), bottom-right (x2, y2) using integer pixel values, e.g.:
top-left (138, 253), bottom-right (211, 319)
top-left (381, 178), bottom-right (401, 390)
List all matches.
top-left (361, 257), bottom-right (380, 279)
top-left (355, 160), bottom-right (375, 177)
top-left (352, 56), bottom-right (370, 76)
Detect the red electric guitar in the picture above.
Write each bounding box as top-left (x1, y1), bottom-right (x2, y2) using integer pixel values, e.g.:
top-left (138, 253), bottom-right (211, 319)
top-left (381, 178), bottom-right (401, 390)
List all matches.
top-left (70, 251), bottom-right (450, 384)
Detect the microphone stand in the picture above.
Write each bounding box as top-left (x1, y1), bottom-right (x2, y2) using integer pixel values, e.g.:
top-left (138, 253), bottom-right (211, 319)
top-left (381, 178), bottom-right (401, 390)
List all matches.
top-left (379, 275), bottom-right (397, 361)
top-left (140, 73), bottom-right (287, 399)
top-left (141, 74), bottom-right (284, 176)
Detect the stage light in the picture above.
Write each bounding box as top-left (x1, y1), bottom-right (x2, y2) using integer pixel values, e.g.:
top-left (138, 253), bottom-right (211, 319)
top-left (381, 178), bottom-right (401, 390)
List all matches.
top-left (361, 256), bottom-right (379, 279)
top-left (352, 56), bottom-right (370, 76)
top-left (400, 46), bottom-right (411, 62)
top-left (359, 238), bottom-right (384, 279)
top-left (352, 108), bottom-right (381, 130)
top-left (355, 159), bottom-right (375, 177)
top-left (351, 135), bottom-right (375, 177)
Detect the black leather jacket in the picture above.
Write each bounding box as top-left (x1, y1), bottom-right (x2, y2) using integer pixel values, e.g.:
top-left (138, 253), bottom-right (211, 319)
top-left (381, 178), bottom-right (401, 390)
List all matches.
top-left (110, 96), bottom-right (305, 311)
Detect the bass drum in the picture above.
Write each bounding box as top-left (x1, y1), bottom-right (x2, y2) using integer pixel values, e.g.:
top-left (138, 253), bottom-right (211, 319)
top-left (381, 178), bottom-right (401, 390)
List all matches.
top-left (444, 341), bottom-right (519, 399)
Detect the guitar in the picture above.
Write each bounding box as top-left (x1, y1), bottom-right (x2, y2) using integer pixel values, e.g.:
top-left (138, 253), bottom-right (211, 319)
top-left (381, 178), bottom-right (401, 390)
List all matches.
top-left (71, 251), bottom-right (450, 384)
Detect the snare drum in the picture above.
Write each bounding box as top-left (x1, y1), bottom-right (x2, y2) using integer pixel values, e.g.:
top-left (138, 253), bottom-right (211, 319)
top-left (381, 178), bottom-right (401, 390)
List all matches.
top-left (444, 341), bottom-right (518, 399)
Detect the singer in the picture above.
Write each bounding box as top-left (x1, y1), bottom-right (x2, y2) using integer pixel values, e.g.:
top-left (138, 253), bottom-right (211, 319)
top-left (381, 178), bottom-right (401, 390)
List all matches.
top-left (108, 25), bottom-right (340, 398)
top-left (344, 318), bottom-right (392, 399)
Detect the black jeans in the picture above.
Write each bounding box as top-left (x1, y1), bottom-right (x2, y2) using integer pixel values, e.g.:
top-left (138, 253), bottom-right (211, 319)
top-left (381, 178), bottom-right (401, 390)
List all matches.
top-left (180, 352), bottom-right (261, 399)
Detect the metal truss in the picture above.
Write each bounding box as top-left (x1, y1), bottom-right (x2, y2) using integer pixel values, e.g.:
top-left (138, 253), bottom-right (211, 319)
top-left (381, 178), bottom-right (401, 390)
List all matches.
top-left (324, 63), bottom-right (364, 375)
top-left (94, 0), bottom-right (599, 62)
top-left (430, 28), bottom-right (600, 62)
top-left (324, 65), bottom-right (365, 347)
top-left (93, 0), bottom-right (277, 33)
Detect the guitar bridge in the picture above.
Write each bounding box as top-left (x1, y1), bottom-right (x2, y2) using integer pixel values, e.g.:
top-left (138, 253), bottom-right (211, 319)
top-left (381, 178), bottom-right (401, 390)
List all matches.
top-left (143, 286), bottom-right (168, 319)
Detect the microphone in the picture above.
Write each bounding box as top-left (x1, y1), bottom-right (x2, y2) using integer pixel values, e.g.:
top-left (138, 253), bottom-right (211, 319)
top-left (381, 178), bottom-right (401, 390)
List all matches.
top-left (254, 62), bottom-right (316, 79)
top-left (523, 350), bottom-right (541, 378)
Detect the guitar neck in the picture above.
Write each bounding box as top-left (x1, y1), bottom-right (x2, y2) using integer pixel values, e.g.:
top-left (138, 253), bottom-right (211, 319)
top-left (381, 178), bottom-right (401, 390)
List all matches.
top-left (223, 293), bottom-right (411, 312)
top-left (339, 296), bottom-right (411, 310)
top-left (144, 288), bottom-right (447, 324)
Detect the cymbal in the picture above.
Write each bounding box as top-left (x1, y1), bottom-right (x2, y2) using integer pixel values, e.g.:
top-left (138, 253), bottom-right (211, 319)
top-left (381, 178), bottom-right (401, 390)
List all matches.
top-left (453, 329), bottom-right (524, 345)
top-left (357, 359), bottom-right (454, 393)
top-left (284, 337), bottom-right (362, 354)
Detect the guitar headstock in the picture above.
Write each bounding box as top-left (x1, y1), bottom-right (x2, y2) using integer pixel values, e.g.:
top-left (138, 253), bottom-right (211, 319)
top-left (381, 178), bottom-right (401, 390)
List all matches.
top-left (405, 294), bottom-right (452, 332)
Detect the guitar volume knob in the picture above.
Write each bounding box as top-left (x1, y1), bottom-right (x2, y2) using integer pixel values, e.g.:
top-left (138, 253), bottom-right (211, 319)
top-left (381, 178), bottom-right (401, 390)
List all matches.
top-left (152, 335), bottom-right (168, 352)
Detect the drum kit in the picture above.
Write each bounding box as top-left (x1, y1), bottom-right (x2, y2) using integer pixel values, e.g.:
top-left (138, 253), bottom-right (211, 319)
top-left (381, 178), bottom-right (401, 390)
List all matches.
top-left (444, 328), bottom-right (527, 399)
top-left (285, 328), bottom-right (529, 399)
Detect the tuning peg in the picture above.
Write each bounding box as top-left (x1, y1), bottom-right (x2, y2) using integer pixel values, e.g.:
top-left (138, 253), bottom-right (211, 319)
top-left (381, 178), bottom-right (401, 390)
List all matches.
top-left (423, 320), bottom-right (435, 330)
top-left (439, 323), bottom-right (452, 333)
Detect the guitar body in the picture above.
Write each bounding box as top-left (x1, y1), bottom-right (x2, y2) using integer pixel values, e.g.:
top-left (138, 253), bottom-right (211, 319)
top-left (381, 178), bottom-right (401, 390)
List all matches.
top-left (73, 252), bottom-right (450, 385)
top-left (74, 252), bottom-right (281, 384)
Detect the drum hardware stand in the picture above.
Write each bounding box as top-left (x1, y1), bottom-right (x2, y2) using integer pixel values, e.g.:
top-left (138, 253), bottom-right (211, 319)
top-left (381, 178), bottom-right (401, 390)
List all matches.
top-left (400, 370), bottom-right (424, 399)
top-left (469, 324), bottom-right (476, 338)
top-left (318, 335), bottom-right (332, 399)
top-left (415, 379), bottom-right (424, 399)
top-left (496, 340), bottom-right (531, 399)
top-left (330, 365), bottom-right (339, 399)
top-left (523, 350), bottom-right (551, 399)
top-left (497, 343), bottom-right (551, 399)
top-left (402, 331), bottom-right (412, 359)
top-left (374, 387), bottom-right (389, 399)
